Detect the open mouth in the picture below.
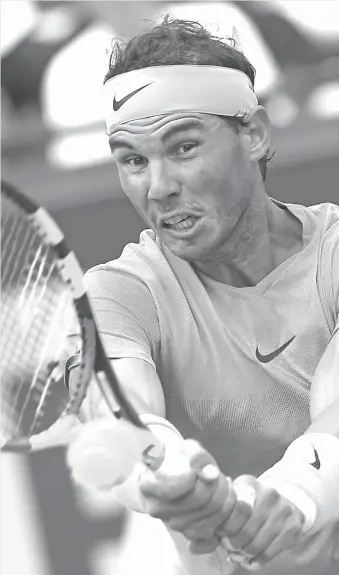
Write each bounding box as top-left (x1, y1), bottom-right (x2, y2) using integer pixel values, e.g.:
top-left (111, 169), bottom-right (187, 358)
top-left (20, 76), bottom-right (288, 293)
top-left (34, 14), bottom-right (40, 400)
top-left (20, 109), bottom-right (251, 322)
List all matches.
top-left (163, 216), bottom-right (198, 231)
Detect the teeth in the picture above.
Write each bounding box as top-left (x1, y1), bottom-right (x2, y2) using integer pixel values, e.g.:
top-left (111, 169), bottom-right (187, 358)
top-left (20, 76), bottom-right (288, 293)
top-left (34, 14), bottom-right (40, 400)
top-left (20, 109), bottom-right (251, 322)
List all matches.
top-left (168, 216), bottom-right (196, 230)
top-left (165, 215), bottom-right (189, 225)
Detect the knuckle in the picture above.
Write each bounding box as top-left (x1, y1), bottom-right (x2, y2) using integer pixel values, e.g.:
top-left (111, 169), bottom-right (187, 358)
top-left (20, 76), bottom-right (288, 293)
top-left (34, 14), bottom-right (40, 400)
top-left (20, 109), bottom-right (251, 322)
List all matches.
top-left (167, 518), bottom-right (186, 532)
top-left (259, 551), bottom-right (275, 564)
top-left (147, 507), bottom-right (164, 520)
top-left (147, 508), bottom-right (163, 519)
top-left (198, 483), bottom-right (217, 507)
top-left (259, 540), bottom-right (283, 563)
top-left (197, 480), bottom-right (229, 515)
top-left (185, 525), bottom-right (215, 541)
top-left (281, 504), bottom-right (293, 519)
top-left (235, 500), bottom-right (253, 521)
top-left (285, 522), bottom-right (302, 538)
top-left (146, 503), bottom-right (169, 520)
top-left (224, 521), bottom-right (247, 539)
top-left (189, 537), bottom-right (219, 555)
top-left (183, 527), bottom-right (196, 540)
top-left (208, 489), bottom-right (227, 513)
top-left (265, 487), bottom-right (280, 505)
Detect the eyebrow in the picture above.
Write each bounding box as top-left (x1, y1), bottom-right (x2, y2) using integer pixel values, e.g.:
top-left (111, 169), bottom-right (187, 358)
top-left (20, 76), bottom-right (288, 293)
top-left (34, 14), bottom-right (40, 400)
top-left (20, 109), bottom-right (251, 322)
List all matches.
top-left (109, 119), bottom-right (204, 154)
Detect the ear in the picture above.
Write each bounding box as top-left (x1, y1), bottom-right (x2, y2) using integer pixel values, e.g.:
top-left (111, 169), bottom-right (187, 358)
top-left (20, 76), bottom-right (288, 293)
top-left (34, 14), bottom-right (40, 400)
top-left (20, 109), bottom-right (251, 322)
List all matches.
top-left (245, 105), bottom-right (271, 163)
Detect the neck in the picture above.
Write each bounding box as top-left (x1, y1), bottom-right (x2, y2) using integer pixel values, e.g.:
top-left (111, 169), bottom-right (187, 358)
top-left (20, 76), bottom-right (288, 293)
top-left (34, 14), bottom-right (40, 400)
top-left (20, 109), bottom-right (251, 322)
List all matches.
top-left (193, 195), bottom-right (302, 288)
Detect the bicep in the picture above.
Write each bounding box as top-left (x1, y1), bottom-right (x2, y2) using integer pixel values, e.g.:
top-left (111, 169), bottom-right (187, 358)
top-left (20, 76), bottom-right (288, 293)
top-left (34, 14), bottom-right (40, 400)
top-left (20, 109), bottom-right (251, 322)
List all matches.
top-left (79, 357), bottom-right (166, 422)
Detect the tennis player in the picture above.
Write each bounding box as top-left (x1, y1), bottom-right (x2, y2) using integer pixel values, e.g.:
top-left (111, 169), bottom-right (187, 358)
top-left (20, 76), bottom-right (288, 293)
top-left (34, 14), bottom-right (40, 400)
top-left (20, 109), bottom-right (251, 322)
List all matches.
top-left (66, 17), bottom-right (339, 575)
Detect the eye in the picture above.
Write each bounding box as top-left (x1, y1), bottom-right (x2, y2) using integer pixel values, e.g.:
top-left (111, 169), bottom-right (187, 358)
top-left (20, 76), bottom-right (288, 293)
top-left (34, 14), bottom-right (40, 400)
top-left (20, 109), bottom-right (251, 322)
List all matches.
top-left (124, 156), bottom-right (147, 168)
top-left (176, 142), bottom-right (199, 156)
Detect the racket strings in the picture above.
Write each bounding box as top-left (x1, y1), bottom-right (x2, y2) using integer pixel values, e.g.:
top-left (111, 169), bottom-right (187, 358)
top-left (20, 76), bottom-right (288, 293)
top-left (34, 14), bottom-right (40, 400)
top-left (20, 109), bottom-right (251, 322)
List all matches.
top-left (27, 292), bottom-right (71, 434)
top-left (1, 287), bottom-right (65, 440)
top-left (0, 213), bottom-right (25, 280)
top-left (1, 200), bottom-right (70, 443)
top-left (1, 220), bottom-right (37, 289)
top-left (1, 287), bottom-right (65, 438)
top-left (14, 286), bottom-right (66, 433)
top-left (1, 214), bottom-right (47, 334)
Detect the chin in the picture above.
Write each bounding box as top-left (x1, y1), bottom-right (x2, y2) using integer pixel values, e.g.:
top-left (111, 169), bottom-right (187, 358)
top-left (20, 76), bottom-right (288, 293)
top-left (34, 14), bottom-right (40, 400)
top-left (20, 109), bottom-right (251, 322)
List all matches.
top-left (163, 239), bottom-right (207, 262)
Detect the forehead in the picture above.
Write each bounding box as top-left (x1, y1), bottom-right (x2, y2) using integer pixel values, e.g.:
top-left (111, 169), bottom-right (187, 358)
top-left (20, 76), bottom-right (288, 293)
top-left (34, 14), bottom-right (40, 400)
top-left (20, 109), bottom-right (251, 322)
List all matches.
top-left (108, 112), bottom-right (222, 148)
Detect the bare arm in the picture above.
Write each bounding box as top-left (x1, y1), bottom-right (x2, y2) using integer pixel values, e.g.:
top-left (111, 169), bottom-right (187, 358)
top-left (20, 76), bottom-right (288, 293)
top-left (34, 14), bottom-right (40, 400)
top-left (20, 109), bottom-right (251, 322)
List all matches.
top-left (73, 357), bottom-right (166, 422)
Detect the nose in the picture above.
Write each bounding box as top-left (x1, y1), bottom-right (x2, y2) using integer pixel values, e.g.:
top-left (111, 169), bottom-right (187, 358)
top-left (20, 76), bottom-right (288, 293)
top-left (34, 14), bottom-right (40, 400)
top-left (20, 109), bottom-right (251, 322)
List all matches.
top-left (147, 160), bottom-right (181, 201)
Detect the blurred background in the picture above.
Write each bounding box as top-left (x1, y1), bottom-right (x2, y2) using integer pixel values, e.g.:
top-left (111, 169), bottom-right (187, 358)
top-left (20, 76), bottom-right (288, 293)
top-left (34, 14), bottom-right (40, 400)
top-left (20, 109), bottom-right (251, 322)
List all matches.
top-left (1, 2), bottom-right (339, 575)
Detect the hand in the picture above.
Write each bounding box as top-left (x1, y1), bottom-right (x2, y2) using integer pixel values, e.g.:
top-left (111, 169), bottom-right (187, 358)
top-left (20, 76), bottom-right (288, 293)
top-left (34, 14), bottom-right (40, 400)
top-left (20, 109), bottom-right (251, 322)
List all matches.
top-left (139, 439), bottom-right (243, 552)
top-left (218, 475), bottom-right (306, 568)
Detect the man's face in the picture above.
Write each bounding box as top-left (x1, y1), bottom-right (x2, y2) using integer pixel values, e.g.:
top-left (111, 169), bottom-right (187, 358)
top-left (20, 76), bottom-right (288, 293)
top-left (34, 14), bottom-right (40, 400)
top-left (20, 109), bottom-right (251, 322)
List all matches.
top-left (109, 112), bottom-right (256, 262)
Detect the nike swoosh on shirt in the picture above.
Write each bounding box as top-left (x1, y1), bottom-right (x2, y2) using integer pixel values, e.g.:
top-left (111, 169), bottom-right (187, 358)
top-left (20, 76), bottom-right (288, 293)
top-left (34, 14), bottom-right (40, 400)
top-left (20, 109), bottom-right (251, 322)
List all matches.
top-left (256, 335), bottom-right (296, 363)
top-left (113, 82), bottom-right (153, 111)
top-left (310, 447), bottom-right (321, 470)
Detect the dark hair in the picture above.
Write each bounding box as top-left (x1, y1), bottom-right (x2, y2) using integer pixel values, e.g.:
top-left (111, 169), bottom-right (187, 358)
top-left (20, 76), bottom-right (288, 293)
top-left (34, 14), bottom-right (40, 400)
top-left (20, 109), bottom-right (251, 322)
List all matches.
top-left (104, 16), bottom-right (274, 180)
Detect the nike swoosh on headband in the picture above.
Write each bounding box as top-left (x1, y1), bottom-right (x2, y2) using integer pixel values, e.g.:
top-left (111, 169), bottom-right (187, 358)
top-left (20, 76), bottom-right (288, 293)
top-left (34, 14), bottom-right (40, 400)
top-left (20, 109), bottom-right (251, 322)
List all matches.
top-left (256, 335), bottom-right (296, 364)
top-left (310, 447), bottom-right (321, 470)
top-left (113, 82), bottom-right (153, 112)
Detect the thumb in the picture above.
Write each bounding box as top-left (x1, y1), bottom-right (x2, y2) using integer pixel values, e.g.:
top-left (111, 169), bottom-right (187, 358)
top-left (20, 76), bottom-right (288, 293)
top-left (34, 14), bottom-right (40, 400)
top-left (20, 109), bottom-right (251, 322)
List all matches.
top-left (182, 439), bottom-right (220, 482)
top-left (233, 475), bottom-right (258, 508)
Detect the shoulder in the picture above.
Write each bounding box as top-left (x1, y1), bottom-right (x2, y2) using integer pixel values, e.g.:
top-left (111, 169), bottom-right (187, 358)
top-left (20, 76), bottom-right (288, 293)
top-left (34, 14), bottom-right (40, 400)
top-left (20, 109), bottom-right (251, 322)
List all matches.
top-left (285, 200), bottom-right (339, 231)
top-left (308, 202), bottom-right (339, 258)
top-left (83, 229), bottom-right (193, 306)
top-left (83, 229), bottom-right (167, 294)
top-left (306, 202), bottom-right (339, 232)
top-left (285, 200), bottom-right (339, 253)
top-left (308, 203), bottom-right (339, 320)
top-left (307, 202), bottom-right (339, 262)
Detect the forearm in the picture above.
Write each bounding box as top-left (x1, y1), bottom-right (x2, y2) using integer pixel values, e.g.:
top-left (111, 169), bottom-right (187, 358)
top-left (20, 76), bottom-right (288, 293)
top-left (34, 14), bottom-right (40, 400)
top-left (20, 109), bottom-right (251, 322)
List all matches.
top-left (112, 414), bottom-right (185, 512)
top-left (258, 327), bottom-right (339, 533)
top-left (258, 419), bottom-right (339, 534)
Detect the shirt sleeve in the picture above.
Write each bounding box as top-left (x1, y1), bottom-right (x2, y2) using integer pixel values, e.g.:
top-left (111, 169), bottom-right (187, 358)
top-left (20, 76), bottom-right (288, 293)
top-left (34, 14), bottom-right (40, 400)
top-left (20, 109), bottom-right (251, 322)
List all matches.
top-left (64, 264), bottom-right (161, 370)
top-left (319, 218), bottom-right (339, 334)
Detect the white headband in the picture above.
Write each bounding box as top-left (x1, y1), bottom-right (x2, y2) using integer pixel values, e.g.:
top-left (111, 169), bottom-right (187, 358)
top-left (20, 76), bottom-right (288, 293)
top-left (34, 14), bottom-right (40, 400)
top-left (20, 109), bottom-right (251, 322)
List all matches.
top-left (103, 66), bottom-right (258, 134)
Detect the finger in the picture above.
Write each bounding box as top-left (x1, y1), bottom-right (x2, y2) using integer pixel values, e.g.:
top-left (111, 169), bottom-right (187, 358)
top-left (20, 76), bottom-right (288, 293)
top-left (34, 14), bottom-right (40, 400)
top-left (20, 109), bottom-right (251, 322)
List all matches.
top-left (226, 481), bottom-right (280, 549)
top-left (139, 441), bottom-right (218, 504)
top-left (188, 535), bottom-right (220, 555)
top-left (139, 466), bottom-right (197, 502)
top-left (181, 477), bottom-right (236, 540)
top-left (139, 441), bottom-right (220, 507)
top-left (217, 494), bottom-right (253, 539)
top-left (140, 470), bottom-right (220, 520)
top-left (235, 510), bottom-right (289, 558)
top-left (182, 440), bottom-right (220, 482)
top-left (165, 474), bottom-right (232, 529)
top-left (249, 513), bottom-right (304, 564)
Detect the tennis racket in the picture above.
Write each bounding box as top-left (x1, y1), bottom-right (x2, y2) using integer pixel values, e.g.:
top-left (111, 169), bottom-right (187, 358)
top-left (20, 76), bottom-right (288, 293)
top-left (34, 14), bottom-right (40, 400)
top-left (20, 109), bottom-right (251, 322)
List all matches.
top-left (0, 181), bottom-right (159, 460)
top-left (0, 180), bottom-right (261, 570)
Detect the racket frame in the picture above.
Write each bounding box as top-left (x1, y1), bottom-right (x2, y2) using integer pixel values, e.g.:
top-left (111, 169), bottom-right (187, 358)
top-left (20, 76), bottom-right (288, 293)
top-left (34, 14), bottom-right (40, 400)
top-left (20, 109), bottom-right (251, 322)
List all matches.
top-left (1, 181), bottom-right (145, 446)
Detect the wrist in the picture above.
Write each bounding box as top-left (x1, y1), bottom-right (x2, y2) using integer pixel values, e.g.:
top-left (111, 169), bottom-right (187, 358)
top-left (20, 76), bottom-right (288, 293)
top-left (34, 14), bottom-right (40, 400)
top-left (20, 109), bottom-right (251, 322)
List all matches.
top-left (116, 415), bottom-right (183, 512)
top-left (258, 432), bottom-right (339, 534)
